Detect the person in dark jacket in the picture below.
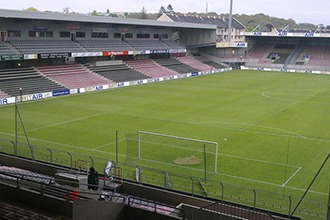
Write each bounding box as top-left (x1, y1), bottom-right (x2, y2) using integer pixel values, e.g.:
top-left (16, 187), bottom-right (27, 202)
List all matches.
top-left (87, 167), bottom-right (99, 190)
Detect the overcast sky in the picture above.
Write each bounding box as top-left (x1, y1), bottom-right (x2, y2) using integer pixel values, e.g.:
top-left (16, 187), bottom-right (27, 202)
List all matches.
top-left (1, 0), bottom-right (329, 25)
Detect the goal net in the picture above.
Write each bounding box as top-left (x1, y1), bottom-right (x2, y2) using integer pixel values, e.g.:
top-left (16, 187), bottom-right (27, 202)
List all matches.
top-left (125, 131), bottom-right (218, 174)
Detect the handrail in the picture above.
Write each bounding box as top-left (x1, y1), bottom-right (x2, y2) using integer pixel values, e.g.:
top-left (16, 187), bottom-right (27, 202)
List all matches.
top-left (0, 171), bottom-right (126, 203)
top-left (128, 196), bottom-right (185, 219)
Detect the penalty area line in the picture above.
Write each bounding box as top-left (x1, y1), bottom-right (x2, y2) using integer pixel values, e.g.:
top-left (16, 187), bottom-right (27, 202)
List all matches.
top-left (281, 166), bottom-right (302, 187)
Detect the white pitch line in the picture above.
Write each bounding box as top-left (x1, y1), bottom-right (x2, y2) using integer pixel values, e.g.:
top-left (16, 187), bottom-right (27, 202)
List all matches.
top-left (137, 137), bottom-right (299, 168)
top-left (219, 153), bottom-right (300, 168)
top-left (0, 131), bottom-right (127, 157)
top-left (136, 158), bottom-right (289, 188)
top-left (92, 138), bottom-right (126, 150)
top-left (189, 121), bottom-right (307, 139)
top-left (262, 91), bottom-right (330, 105)
top-left (22, 112), bottom-right (109, 133)
top-left (138, 157), bottom-right (328, 196)
top-left (281, 167), bottom-right (302, 187)
top-left (188, 120), bottom-right (330, 144)
top-left (284, 185), bottom-right (328, 196)
top-left (0, 131), bottom-right (14, 137)
top-left (222, 122), bottom-right (307, 139)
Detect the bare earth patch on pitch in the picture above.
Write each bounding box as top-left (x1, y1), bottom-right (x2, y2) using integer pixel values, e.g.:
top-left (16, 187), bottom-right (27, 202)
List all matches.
top-left (173, 156), bottom-right (201, 165)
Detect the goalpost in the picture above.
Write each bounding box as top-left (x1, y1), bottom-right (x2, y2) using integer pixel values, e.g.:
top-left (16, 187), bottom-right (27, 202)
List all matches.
top-left (137, 131), bottom-right (219, 173)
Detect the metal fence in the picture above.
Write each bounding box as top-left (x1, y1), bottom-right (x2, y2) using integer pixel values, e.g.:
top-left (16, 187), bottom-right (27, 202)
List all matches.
top-left (0, 138), bottom-right (328, 219)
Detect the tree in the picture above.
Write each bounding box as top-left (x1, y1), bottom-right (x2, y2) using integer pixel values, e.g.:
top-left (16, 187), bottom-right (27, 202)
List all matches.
top-left (90, 10), bottom-right (99, 16)
top-left (109, 13), bottom-right (118, 17)
top-left (140, 6), bottom-right (148, 19)
top-left (187, 12), bottom-right (198, 16)
top-left (207, 12), bottom-right (219, 17)
top-left (23, 7), bottom-right (38, 12)
top-left (63, 7), bottom-right (70, 14)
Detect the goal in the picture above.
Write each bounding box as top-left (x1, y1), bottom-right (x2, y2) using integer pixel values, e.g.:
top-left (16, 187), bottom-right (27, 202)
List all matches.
top-left (127, 131), bottom-right (219, 173)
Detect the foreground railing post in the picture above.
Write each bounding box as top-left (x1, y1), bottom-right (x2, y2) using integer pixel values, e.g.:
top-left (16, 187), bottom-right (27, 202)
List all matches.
top-left (288, 196), bottom-right (292, 218)
top-left (47, 148), bottom-right (52, 164)
top-left (29, 144), bottom-right (35, 161)
top-left (220, 182), bottom-right (224, 202)
top-left (162, 171), bottom-right (166, 190)
top-left (10, 141), bottom-right (15, 156)
top-left (190, 176), bottom-right (194, 196)
top-left (253, 189), bottom-right (256, 209)
top-left (67, 152), bottom-right (72, 169)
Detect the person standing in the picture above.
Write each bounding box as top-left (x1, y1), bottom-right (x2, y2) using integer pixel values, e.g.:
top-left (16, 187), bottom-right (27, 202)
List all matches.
top-left (88, 167), bottom-right (99, 190)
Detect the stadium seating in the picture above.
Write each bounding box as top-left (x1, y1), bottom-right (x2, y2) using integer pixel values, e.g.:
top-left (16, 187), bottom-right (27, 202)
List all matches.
top-left (246, 43), bottom-right (274, 60)
top-left (0, 89), bottom-right (9, 98)
top-left (298, 45), bottom-right (330, 66)
top-left (0, 41), bottom-right (19, 55)
top-left (1, 199), bottom-right (70, 220)
top-left (176, 56), bottom-right (213, 71)
top-left (0, 166), bottom-right (55, 184)
top-left (125, 59), bottom-right (178, 78)
top-left (126, 39), bottom-right (169, 51)
top-left (0, 67), bottom-right (67, 97)
top-left (78, 39), bottom-right (133, 52)
top-left (245, 43), bottom-right (298, 65)
top-left (9, 38), bottom-right (86, 54)
top-left (153, 58), bottom-right (200, 74)
top-left (37, 64), bottom-right (112, 89)
top-left (85, 62), bottom-right (151, 82)
top-left (295, 53), bottom-right (311, 65)
top-left (162, 40), bottom-right (185, 50)
top-left (78, 39), bottom-right (184, 52)
top-left (193, 55), bottom-right (227, 69)
top-left (266, 44), bottom-right (296, 64)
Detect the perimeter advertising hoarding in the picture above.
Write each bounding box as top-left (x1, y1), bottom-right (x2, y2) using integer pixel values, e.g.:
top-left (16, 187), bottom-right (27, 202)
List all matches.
top-left (52, 89), bottom-right (70, 97)
top-left (102, 51), bottom-right (129, 56)
top-left (71, 52), bottom-right (103, 57)
top-left (0, 97), bottom-right (15, 105)
top-left (244, 31), bottom-right (330, 38)
top-left (79, 85), bottom-right (105, 93)
top-left (16, 92), bottom-right (52, 102)
top-left (38, 53), bottom-right (71, 59)
top-left (0, 54), bottom-right (37, 61)
top-left (0, 54), bottom-right (24, 61)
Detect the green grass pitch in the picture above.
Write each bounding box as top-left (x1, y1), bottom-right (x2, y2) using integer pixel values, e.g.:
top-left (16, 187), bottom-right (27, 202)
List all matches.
top-left (0, 70), bottom-right (329, 218)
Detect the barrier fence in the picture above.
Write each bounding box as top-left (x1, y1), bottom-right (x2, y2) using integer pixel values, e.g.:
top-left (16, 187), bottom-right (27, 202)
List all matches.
top-left (0, 138), bottom-right (328, 219)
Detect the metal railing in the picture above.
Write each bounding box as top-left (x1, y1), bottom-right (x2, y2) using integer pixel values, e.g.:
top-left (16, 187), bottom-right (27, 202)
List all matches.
top-left (128, 196), bottom-right (185, 219)
top-left (0, 138), bottom-right (328, 219)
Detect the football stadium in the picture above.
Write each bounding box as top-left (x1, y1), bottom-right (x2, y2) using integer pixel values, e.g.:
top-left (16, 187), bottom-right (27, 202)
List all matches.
top-left (0, 7), bottom-right (329, 220)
